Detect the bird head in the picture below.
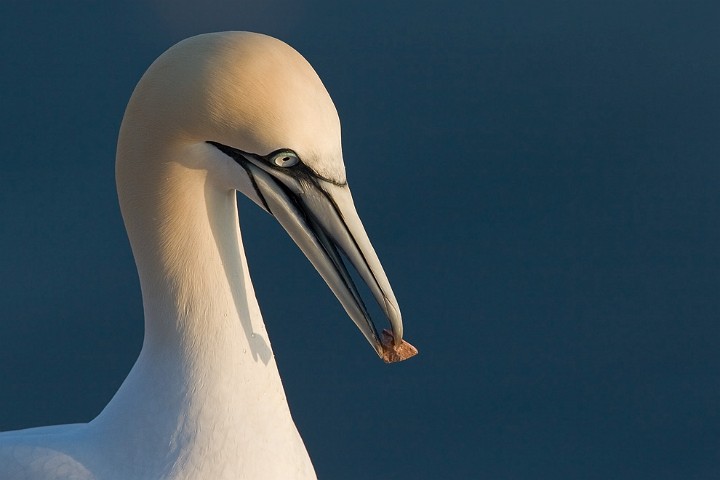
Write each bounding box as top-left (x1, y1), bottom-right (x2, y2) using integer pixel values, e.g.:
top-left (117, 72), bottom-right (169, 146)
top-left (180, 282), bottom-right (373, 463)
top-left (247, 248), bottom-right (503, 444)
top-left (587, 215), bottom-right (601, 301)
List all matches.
top-left (117, 32), bottom-right (416, 361)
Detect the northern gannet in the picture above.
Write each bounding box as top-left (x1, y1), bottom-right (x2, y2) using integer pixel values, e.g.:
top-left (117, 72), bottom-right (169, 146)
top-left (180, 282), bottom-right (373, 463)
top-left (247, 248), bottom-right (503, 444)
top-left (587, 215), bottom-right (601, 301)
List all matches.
top-left (0, 32), bottom-right (416, 479)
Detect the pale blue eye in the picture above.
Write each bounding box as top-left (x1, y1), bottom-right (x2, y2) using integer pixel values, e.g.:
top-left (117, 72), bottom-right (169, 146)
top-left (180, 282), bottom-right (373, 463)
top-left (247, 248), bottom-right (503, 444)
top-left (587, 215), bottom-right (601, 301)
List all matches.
top-left (271, 152), bottom-right (300, 167)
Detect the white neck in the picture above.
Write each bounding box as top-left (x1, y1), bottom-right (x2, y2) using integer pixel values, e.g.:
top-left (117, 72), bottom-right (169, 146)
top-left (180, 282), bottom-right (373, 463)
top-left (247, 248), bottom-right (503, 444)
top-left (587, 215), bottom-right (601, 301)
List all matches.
top-left (89, 142), bottom-right (315, 479)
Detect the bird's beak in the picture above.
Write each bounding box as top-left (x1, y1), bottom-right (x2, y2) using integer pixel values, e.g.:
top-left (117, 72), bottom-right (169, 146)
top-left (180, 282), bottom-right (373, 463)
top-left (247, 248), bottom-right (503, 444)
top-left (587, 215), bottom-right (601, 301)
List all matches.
top-left (208, 142), bottom-right (416, 362)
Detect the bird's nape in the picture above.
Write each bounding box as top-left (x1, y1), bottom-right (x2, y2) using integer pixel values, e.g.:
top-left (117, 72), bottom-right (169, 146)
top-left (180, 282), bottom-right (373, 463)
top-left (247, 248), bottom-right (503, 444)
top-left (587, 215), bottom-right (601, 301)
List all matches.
top-left (0, 31), bottom-right (415, 480)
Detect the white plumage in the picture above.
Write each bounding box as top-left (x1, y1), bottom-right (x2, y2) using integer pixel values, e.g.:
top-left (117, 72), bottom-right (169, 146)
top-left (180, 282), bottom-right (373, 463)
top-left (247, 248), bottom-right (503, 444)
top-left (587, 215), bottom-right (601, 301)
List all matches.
top-left (0, 32), bottom-right (413, 479)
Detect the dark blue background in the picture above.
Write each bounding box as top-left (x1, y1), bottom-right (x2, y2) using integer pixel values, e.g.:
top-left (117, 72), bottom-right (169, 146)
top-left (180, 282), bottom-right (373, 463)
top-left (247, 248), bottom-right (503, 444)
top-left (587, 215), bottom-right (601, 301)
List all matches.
top-left (1, 1), bottom-right (718, 478)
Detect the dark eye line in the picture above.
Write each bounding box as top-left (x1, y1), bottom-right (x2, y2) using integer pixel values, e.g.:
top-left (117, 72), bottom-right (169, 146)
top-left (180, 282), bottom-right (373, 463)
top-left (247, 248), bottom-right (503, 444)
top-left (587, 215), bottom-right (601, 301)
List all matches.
top-left (206, 140), bottom-right (347, 187)
top-left (265, 148), bottom-right (300, 158)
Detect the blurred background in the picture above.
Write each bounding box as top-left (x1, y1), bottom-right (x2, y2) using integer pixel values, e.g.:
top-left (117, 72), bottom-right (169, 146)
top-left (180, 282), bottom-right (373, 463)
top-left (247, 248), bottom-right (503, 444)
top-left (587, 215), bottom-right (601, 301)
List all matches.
top-left (0, 1), bottom-right (718, 478)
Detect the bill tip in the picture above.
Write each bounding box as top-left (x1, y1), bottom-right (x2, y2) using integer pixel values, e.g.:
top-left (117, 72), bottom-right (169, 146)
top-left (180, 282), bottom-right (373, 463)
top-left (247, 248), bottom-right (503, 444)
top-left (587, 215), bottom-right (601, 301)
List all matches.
top-left (380, 329), bottom-right (418, 363)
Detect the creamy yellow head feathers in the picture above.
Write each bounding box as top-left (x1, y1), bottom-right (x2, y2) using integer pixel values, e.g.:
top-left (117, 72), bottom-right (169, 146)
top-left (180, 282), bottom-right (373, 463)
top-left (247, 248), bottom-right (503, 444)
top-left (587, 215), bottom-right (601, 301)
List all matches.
top-left (123, 31), bottom-right (345, 183)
